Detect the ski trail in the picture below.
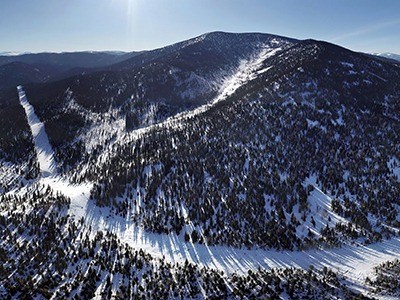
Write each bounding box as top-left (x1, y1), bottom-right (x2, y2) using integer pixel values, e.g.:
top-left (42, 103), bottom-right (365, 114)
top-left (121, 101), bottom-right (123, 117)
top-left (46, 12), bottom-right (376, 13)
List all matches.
top-left (212, 45), bottom-right (281, 104)
top-left (168, 44), bottom-right (278, 120)
top-left (17, 86), bottom-right (57, 178)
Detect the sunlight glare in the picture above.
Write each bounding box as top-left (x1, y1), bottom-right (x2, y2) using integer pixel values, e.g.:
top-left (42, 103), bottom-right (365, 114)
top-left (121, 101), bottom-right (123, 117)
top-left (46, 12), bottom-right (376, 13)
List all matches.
top-left (109, 0), bottom-right (140, 49)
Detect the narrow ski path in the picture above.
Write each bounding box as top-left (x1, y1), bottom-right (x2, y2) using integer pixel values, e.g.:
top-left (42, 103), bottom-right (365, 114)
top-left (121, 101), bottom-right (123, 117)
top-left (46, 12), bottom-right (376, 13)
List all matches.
top-left (18, 85), bottom-right (57, 178)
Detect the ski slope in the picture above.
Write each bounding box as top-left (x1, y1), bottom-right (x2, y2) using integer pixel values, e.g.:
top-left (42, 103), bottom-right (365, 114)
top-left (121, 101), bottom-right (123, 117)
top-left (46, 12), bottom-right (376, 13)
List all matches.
top-left (17, 86), bottom-right (400, 300)
top-left (18, 86), bottom-right (57, 178)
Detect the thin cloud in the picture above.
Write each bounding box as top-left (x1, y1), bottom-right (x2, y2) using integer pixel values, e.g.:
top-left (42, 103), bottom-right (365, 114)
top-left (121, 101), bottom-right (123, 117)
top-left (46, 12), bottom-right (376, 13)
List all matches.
top-left (332, 18), bottom-right (400, 42)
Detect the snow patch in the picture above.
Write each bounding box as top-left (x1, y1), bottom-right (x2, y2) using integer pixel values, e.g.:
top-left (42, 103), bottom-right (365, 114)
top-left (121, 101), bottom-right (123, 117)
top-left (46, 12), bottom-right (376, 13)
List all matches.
top-left (340, 62), bottom-right (354, 68)
top-left (306, 118), bottom-right (319, 128)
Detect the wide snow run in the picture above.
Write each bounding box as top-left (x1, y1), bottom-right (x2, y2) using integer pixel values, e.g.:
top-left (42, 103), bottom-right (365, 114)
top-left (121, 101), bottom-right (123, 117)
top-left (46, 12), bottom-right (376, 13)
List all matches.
top-left (18, 86), bottom-right (57, 178)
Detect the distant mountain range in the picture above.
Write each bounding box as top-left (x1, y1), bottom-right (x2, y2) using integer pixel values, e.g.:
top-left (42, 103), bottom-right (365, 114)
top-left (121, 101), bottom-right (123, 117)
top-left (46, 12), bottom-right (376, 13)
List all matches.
top-left (371, 52), bottom-right (400, 62)
top-left (1, 31), bottom-right (400, 299)
top-left (0, 51), bottom-right (32, 56)
top-left (0, 51), bottom-right (143, 89)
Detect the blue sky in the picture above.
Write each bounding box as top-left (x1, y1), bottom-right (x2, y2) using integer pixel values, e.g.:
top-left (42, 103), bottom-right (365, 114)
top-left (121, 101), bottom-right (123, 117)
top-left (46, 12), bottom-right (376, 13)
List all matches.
top-left (1, 0), bottom-right (400, 54)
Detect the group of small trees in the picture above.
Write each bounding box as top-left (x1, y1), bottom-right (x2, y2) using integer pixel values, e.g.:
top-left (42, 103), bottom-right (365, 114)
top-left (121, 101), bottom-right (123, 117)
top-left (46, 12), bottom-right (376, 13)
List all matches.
top-left (366, 259), bottom-right (400, 296)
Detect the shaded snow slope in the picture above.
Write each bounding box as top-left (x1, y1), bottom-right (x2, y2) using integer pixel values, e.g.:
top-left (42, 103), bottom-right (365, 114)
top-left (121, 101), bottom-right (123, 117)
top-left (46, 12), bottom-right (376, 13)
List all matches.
top-left (18, 86), bottom-right (57, 178)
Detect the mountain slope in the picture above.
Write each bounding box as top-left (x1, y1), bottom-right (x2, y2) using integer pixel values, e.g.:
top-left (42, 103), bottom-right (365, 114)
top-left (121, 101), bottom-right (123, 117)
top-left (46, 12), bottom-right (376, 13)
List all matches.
top-left (0, 87), bottom-right (37, 192)
top-left (0, 51), bottom-right (140, 72)
top-left (19, 32), bottom-right (297, 172)
top-left (1, 31), bottom-right (400, 299)
top-left (372, 52), bottom-right (400, 62)
top-left (0, 61), bottom-right (57, 90)
top-left (65, 38), bottom-right (400, 251)
top-left (14, 33), bottom-right (400, 251)
top-left (18, 86), bottom-right (57, 177)
top-left (1, 87), bottom-right (378, 300)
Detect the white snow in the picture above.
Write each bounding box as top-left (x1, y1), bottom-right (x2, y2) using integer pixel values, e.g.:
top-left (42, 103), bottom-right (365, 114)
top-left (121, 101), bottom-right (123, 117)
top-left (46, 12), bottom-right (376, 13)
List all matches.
top-left (0, 51), bottom-right (31, 56)
top-left (340, 61), bottom-right (354, 68)
top-left (256, 65), bottom-right (273, 75)
top-left (212, 46), bottom-right (281, 104)
top-left (60, 193), bottom-right (400, 299)
top-left (372, 52), bottom-right (400, 62)
top-left (92, 44), bottom-right (286, 167)
top-left (388, 157), bottom-right (400, 180)
top-left (306, 118), bottom-right (319, 128)
top-left (17, 86), bottom-right (92, 220)
top-left (18, 86), bottom-right (57, 178)
top-left (41, 176), bottom-right (92, 221)
top-left (368, 72), bottom-right (388, 82)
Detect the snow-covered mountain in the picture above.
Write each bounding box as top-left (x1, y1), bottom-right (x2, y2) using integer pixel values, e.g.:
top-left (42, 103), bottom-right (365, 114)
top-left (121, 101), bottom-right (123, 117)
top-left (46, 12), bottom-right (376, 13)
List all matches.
top-left (0, 51), bottom-right (32, 56)
top-left (1, 31), bottom-right (400, 299)
top-left (372, 52), bottom-right (400, 62)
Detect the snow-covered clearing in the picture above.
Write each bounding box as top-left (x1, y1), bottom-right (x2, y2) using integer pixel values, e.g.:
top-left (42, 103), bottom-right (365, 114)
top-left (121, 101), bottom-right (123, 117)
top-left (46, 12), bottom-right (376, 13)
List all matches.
top-left (17, 86), bottom-right (400, 299)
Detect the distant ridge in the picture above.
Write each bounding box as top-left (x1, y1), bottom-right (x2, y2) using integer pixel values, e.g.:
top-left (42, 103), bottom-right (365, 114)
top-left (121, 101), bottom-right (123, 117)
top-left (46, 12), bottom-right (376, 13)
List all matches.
top-left (371, 52), bottom-right (400, 62)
